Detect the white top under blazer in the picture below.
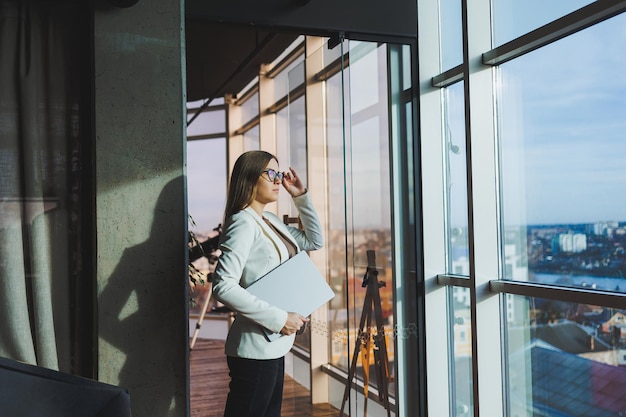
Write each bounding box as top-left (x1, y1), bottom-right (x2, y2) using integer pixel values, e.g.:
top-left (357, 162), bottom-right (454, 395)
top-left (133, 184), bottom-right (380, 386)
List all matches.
top-left (211, 192), bottom-right (324, 359)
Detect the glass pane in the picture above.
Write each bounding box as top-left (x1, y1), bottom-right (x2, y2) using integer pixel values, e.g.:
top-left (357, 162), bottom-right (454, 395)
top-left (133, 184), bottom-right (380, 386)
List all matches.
top-left (406, 102), bottom-right (415, 225)
top-left (274, 58), bottom-right (304, 101)
top-left (346, 42), bottom-right (379, 115)
top-left (505, 294), bottom-right (626, 416)
top-left (326, 66), bottom-right (349, 373)
top-left (240, 91), bottom-right (258, 124)
top-left (287, 69), bottom-right (307, 351)
top-left (275, 106), bottom-right (290, 216)
top-left (347, 40), bottom-right (395, 401)
top-left (445, 81), bottom-right (469, 276)
top-left (288, 72), bottom-right (307, 187)
top-left (449, 287), bottom-right (473, 417)
top-left (186, 109), bottom-right (226, 137)
top-left (186, 139), bottom-right (227, 234)
top-left (492, 0), bottom-right (595, 46)
top-left (440, 0), bottom-right (463, 71)
top-left (187, 138), bottom-right (227, 317)
top-left (276, 69), bottom-right (307, 248)
top-left (499, 14), bottom-right (626, 292)
top-left (323, 37), bottom-right (343, 70)
top-left (402, 44), bottom-right (412, 91)
top-left (324, 40), bottom-right (396, 403)
top-left (242, 124), bottom-right (259, 152)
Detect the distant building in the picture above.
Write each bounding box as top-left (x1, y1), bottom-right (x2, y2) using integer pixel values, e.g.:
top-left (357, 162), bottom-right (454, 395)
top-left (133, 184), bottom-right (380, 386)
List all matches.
top-left (593, 221), bottom-right (620, 237)
top-left (452, 286), bottom-right (470, 308)
top-left (559, 232), bottom-right (587, 253)
top-left (601, 312), bottom-right (626, 341)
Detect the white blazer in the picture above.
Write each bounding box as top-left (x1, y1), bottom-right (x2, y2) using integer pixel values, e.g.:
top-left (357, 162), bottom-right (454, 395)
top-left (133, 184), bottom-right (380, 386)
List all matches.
top-left (212, 192), bottom-right (324, 359)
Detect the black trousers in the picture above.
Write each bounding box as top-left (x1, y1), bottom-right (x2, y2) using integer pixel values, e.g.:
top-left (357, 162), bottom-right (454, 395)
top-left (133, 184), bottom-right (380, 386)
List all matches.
top-left (223, 355), bottom-right (285, 417)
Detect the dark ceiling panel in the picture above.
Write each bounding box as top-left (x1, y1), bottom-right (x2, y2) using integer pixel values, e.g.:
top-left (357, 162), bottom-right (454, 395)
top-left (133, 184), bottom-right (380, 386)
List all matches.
top-left (184, 0), bottom-right (417, 103)
top-left (186, 0), bottom-right (417, 39)
top-left (185, 21), bottom-right (299, 102)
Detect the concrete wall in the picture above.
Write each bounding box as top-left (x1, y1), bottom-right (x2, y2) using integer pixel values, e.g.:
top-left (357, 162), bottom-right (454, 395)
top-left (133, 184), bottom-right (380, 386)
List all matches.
top-left (93, 1), bottom-right (189, 416)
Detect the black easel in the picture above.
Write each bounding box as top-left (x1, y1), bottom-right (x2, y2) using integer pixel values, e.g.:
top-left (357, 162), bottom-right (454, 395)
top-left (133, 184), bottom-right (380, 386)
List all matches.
top-left (340, 250), bottom-right (392, 417)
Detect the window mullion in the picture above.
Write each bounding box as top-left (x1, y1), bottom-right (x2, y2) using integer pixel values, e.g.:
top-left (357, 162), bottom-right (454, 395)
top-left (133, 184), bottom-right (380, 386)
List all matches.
top-left (463, 0), bottom-right (504, 416)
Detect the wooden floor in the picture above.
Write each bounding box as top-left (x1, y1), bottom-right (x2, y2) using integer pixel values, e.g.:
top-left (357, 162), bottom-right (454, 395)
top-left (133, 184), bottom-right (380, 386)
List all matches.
top-left (190, 338), bottom-right (341, 417)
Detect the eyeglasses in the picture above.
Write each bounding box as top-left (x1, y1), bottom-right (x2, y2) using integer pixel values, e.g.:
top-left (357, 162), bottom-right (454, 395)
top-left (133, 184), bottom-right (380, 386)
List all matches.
top-left (261, 169), bottom-right (284, 183)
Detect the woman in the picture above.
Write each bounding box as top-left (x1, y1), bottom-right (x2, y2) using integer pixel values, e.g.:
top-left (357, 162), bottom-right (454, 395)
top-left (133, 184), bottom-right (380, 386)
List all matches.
top-left (211, 150), bottom-right (324, 417)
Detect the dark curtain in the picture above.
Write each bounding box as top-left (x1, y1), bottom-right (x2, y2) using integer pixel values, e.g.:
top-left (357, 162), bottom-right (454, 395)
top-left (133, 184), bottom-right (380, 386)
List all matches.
top-left (0, 0), bottom-right (91, 375)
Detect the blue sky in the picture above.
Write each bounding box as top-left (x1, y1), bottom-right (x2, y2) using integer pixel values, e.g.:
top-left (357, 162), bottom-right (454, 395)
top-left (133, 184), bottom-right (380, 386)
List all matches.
top-left (446, 7), bottom-right (626, 227)
top-left (500, 12), bottom-right (626, 225)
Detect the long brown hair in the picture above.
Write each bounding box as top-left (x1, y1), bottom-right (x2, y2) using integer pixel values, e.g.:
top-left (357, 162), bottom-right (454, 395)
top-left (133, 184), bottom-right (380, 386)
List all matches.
top-left (223, 150), bottom-right (277, 219)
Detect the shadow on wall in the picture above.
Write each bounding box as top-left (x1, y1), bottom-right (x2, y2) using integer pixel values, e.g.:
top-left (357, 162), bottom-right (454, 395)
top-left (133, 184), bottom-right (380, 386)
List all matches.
top-left (99, 176), bottom-right (187, 417)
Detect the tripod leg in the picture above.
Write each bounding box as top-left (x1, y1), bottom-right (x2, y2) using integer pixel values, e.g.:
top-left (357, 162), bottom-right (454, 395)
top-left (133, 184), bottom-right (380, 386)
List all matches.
top-left (340, 297), bottom-right (373, 416)
top-left (363, 250), bottom-right (392, 416)
top-left (189, 283), bottom-right (213, 350)
top-left (362, 295), bottom-right (375, 417)
top-left (339, 330), bottom-right (367, 416)
top-left (370, 279), bottom-right (392, 416)
top-left (361, 338), bottom-right (371, 417)
top-left (372, 334), bottom-right (392, 417)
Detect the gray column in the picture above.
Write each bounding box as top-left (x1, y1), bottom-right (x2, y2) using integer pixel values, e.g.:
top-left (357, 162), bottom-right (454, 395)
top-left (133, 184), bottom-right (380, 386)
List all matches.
top-left (94, 2), bottom-right (189, 417)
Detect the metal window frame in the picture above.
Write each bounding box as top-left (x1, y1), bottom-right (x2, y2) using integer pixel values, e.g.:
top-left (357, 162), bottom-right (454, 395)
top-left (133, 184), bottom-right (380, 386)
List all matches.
top-left (438, 274), bottom-right (626, 311)
top-left (429, 5), bottom-right (626, 417)
top-left (431, 1), bottom-right (626, 87)
top-left (483, 1), bottom-right (626, 66)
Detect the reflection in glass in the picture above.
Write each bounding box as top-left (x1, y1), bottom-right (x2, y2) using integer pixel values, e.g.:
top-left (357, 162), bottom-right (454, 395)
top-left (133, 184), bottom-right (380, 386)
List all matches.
top-left (444, 81), bottom-right (469, 275)
top-left (499, 14), bottom-right (626, 292)
top-left (449, 287), bottom-right (473, 417)
top-left (492, 0), bottom-right (594, 46)
top-left (505, 294), bottom-right (626, 416)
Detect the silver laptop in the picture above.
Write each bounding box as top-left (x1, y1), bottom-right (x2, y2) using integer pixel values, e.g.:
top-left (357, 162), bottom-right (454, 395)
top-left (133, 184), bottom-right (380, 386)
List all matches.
top-left (245, 251), bottom-right (335, 341)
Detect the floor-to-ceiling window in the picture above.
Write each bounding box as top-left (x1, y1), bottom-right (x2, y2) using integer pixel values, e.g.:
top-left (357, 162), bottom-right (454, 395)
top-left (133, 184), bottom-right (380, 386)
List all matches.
top-left (322, 39), bottom-right (397, 412)
top-left (420, 1), bottom-right (626, 416)
top-left (311, 36), bottom-right (417, 416)
top-left (497, 8), bottom-right (626, 416)
top-left (220, 34), bottom-right (416, 416)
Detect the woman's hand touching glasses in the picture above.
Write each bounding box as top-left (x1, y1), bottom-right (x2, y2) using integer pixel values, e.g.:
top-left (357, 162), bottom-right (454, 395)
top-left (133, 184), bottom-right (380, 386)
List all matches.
top-left (281, 167), bottom-right (306, 197)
